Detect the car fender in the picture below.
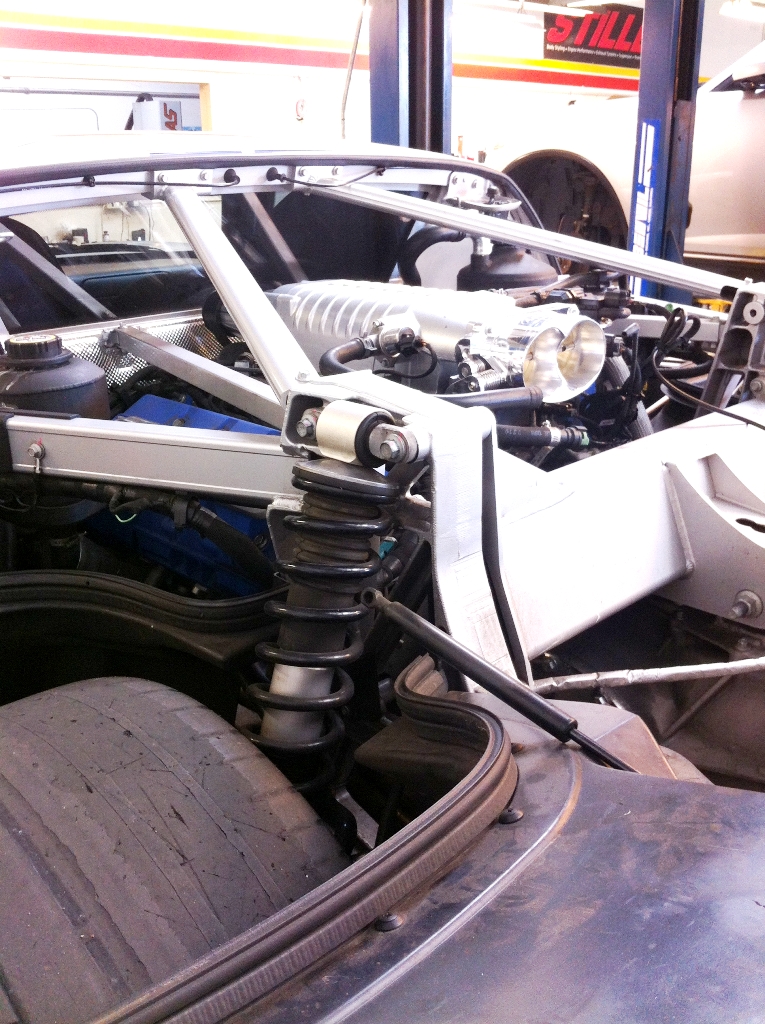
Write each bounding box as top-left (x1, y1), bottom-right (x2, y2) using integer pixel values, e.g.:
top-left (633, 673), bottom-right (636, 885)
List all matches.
top-left (489, 96), bottom-right (638, 226)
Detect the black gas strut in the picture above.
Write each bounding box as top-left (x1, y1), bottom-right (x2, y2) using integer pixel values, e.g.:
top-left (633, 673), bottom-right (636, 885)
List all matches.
top-left (362, 590), bottom-right (637, 772)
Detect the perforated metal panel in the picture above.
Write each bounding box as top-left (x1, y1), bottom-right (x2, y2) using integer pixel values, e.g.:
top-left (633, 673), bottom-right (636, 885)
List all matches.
top-left (30, 310), bottom-right (224, 387)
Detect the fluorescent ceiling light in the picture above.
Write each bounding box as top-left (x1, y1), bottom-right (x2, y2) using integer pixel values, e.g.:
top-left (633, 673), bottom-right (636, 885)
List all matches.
top-left (720, 0), bottom-right (765, 21)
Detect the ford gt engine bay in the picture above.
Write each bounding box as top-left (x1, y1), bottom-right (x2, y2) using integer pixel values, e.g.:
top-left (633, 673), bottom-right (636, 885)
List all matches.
top-left (0, 138), bottom-right (764, 1024)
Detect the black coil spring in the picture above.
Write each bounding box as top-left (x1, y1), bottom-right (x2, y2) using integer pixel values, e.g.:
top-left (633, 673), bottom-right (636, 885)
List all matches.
top-left (250, 460), bottom-right (399, 785)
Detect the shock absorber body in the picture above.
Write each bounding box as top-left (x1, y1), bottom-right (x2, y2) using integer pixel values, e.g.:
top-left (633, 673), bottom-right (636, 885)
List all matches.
top-left (253, 458), bottom-right (399, 789)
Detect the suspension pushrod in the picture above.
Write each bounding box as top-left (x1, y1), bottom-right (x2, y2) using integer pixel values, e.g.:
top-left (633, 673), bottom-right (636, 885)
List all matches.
top-left (362, 590), bottom-right (637, 772)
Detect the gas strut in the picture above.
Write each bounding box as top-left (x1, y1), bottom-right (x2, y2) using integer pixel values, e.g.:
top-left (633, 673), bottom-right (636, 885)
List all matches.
top-left (362, 590), bottom-right (637, 772)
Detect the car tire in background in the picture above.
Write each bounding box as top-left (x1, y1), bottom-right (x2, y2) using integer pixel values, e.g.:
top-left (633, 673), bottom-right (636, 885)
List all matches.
top-left (507, 153), bottom-right (629, 272)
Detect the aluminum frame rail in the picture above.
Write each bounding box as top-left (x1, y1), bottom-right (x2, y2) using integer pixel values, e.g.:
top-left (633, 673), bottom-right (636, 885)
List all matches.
top-left (319, 182), bottom-right (746, 299)
top-left (164, 188), bottom-right (316, 400)
top-left (4, 414), bottom-right (296, 502)
top-left (109, 327), bottom-right (283, 428)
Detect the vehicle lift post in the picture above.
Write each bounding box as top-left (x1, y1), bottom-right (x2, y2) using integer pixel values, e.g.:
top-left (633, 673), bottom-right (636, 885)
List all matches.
top-left (369, 0), bottom-right (452, 152)
top-left (629, 0), bottom-right (705, 302)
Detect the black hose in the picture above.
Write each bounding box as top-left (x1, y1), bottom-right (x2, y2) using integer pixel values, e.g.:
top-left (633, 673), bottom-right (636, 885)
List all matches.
top-left (398, 226), bottom-right (466, 286)
top-left (319, 337), bottom-right (368, 376)
top-left (186, 503), bottom-right (275, 588)
top-left (659, 357), bottom-right (713, 379)
top-left (496, 423), bottom-right (588, 450)
top-left (440, 386), bottom-right (544, 410)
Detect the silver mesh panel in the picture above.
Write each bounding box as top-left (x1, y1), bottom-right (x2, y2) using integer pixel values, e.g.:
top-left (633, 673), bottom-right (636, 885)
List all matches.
top-left (30, 311), bottom-right (224, 387)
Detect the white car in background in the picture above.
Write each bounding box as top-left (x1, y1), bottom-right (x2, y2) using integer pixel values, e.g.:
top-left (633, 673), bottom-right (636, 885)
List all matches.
top-left (491, 40), bottom-right (765, 280)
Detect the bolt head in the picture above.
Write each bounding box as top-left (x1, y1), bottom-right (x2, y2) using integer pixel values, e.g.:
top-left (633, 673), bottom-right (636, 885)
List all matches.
top-left (498, 806), bottom-right (524, 825)
top-left (27, 441), bottom-right (44, 459)
top-left (295, 418), bottom-right (315, 438)
top-left (375, 912), bottom-right (404, 932)
top-left (751, 378), bottom-right (765, 395)
top-left (379, 438), bottom-right (402, 461)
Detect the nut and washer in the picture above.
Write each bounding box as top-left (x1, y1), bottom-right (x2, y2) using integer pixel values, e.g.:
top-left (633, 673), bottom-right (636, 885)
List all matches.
top-left (295, 407), bottom-right (322, 439)
top-left (730, 590), bottom-right (763, 620)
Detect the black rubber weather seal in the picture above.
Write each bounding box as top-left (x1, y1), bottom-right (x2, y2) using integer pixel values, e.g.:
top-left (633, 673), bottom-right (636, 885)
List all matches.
top-left (91, 693), bottom-right (517, 1024)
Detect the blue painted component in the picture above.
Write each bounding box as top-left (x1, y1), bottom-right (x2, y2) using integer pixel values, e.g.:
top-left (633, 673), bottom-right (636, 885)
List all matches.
top-left (119, 394), bottom-right (278, 436)
top-left (370, 0), bottom-right (410, 147)
top-left (628, 0), bottom-right (705, 302)
top-left (88, 396), bottom-right (278, 597)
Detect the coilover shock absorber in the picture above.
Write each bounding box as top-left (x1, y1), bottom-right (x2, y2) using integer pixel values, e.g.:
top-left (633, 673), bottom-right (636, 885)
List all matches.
top-left (251, 458), bottom-right (400, 793)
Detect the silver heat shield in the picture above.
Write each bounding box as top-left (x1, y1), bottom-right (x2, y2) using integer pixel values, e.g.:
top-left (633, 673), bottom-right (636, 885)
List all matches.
top-left (268, 280), bottom-right (605, 402)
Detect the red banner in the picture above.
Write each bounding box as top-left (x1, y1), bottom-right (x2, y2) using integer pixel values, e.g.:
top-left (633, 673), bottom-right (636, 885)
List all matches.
top-left (544, 6), bottom-right (642, 69)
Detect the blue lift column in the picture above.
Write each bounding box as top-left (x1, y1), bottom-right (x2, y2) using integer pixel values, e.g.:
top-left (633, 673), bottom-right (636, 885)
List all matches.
top-left (629, 0), bottom-right (705, 301)
top-left (369, 0), bottom-right (452, 152)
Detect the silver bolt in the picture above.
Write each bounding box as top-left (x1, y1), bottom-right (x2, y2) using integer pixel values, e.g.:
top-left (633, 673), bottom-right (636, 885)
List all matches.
top-left (296, 371), bottom-right (310, 381)
top-left (156, 172), bottom-right (166, 183)
top-left (295, 407), bottom-right (321, 439)
top-left (379, 437), bottom-right (402, 462)
top-left (27, 441), bottom-right (45, 474)
top-left (199, 170), bottom-right (210, 182)
top-left (730, 590), bottom-right (763, 620)
top-left (332, 166), bottom-right (340, 176)
top-left (751, 378), bottom-right (765, 396)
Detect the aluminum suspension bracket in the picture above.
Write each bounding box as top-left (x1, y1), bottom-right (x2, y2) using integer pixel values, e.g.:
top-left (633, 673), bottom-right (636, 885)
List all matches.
top-left (282, 369), bottom-right (531, 683)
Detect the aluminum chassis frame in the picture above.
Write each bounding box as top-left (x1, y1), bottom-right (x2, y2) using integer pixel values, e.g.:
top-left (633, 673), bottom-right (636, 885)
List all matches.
top-left (2, 182), bottom-right (765, 682)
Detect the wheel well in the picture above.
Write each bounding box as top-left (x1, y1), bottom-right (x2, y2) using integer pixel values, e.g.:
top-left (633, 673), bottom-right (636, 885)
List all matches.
top-left (504, 151), bottom-right (628, 250)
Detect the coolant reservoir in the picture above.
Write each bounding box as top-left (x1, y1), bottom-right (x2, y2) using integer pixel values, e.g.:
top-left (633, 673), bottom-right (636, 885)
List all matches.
top-left (0, 333), bottom-right (110, 418)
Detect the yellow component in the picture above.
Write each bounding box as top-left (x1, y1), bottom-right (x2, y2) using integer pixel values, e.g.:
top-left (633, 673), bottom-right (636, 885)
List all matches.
top-left (696, 298), bottom-right (732, 313)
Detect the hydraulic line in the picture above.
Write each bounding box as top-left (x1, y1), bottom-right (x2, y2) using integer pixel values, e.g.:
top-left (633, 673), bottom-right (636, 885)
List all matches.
top-left (601, 355), bottom-right (653, 439)
top-left (495, 423), bottom-right (589, 450)
top-left (532, 653), bottom-right (765, 695)
top-left (440, 386), bottom-right (544, 410)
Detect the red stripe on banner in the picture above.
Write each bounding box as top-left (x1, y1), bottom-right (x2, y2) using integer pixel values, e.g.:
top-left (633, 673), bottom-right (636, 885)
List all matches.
top-left (0, 25), bottom-right (369, 70)
top-left (453, 62), bottom-right (639, 90)
top-left (0, 25), bottom-right (637, 90)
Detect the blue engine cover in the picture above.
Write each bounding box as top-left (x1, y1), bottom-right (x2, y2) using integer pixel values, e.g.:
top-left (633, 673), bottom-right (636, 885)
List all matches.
top-left (87, 395), bottom-right (279, 596)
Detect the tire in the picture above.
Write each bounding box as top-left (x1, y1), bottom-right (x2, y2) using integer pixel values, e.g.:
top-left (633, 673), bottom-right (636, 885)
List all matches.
top-left (0, 678), bottom-right (349, 1024)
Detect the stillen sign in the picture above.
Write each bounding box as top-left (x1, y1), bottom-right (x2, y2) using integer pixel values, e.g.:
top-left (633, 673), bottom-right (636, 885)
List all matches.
top-left (544, 5), bottom-right (643, 69)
